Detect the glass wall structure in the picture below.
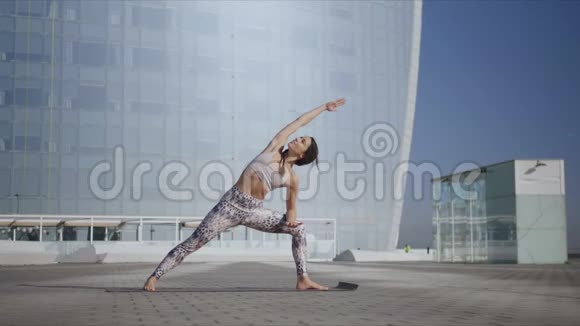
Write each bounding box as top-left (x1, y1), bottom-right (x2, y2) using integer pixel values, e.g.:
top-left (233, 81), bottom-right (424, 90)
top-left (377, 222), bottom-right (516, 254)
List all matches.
top-left (0, 1), bottom-right (422, 252)
top-left (433, 160), bottom-right (567, 264)
top-left (433, 162), bottom-right (517, 263)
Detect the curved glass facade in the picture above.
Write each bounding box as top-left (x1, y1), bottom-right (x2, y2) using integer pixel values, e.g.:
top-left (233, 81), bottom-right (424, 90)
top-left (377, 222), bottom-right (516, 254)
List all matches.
top-left (0, 1), bottom-right (421, 251)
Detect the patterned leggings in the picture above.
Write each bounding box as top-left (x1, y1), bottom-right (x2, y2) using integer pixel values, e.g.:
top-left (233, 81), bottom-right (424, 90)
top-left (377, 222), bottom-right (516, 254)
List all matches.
top-left (150, 185), bottom-right (308, 280)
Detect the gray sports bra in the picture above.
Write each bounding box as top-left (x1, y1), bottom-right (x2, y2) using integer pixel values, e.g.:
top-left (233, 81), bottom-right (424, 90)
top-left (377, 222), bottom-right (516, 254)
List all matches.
top-left (245, 151), bottom-right (290, 191)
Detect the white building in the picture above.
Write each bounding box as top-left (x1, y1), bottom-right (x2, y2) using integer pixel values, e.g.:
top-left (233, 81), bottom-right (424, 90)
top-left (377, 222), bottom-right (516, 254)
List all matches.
top-left (0, 1), bottom-right (422, 264)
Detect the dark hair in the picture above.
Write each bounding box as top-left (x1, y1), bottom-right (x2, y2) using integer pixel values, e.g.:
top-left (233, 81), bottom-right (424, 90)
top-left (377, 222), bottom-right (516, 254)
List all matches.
top-left (278, 137), bottom-right (319, 170)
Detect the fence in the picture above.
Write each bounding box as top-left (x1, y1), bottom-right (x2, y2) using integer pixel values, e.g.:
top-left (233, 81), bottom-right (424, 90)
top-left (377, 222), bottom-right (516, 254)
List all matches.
top-left (0, 214), bottom-right (337, 261)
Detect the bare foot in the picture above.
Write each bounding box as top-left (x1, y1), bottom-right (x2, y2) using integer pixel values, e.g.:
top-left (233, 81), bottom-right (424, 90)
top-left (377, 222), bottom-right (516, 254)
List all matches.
top-left (296, 275), bottom-right (329, 291)
top-left (143, 276), bottom-right (157, 292)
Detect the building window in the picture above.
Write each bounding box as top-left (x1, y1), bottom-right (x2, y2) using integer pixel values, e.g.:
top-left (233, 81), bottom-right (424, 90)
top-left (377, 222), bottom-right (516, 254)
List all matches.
top-left (142, 224), bottom-right (175, 241)
top-left (291, 27), bottom-right (317, 49)
top-left (63, 98), bottom-right (73, 110)
top-left (16, 0), bottom-right (49, 18)
top-left (15, 227), bottom-right (40, 241)
top-left (80, 1), bottom-right (107, 25)
top-left (0, 32), bottom-right (13, 54)
top-left (63, 41), bottom-right (73, 64)
top-left (130, 101), bottom-right (167, 113)
top-left (0, 32), bottom-right (49, 63)
top-left (329, 71), bottom-right (357, 92)
top-left (0, 138), bottom-right (9, 151)
top-left (63, 226), bottom-right (89, 241)
top-left (11, 52), bottom-right (49, 63)
top-left (131, 48), bottom-right (166, 70)
top-left (0, 227), bottom-right (12, 240)
top-left (0, 122), bottom-right (11, 152)
top-left (65, 7), bottom-right (78, 21)
top-left (73, 42), bottom-right (118, 67)
top-left (182, 11), bottom-right (219, 35)
top-left (14, 136), bottom-right (41, 151)
top-left (0, 1), bottom-right (16, 15)
top-left (131, 6), bottom-right (171, 29)
top-left (74, 85), bottom-right (108, 111)
top-left (44, 140), bottom-right (57, 153)
top-left (79, 126), bottom-right (105, 148)
top-left (10, 88), bottom-right (48, 107)
top-left (110, 11), bottom-right (122, 25)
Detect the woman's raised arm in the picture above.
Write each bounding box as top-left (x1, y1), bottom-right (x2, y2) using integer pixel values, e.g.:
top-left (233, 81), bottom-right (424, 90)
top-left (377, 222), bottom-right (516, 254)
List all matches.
top-left (260, 98), bottom-right (346, 153)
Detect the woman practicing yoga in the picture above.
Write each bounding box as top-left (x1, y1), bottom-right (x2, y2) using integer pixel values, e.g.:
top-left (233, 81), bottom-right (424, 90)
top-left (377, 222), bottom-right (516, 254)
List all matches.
top-left (143, 98), bottom-right (347, 292)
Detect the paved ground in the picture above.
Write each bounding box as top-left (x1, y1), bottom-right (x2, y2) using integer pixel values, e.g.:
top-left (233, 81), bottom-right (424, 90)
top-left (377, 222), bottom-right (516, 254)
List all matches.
top-left (1, 260), bottom-right (579, 326)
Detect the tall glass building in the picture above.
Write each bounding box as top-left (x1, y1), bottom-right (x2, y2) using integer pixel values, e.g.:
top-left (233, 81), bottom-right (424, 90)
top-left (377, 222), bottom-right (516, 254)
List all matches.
top-left (0, 1), bottom-right (421, 253)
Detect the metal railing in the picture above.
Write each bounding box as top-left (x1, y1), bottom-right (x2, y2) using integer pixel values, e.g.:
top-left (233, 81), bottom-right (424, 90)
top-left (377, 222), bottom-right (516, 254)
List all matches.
top-left (0, 214), bottom-right (338, 258)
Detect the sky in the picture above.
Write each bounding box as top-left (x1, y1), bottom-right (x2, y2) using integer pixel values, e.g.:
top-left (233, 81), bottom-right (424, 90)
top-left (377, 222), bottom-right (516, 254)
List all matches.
top-left (399, 0), bottom-right (580, 250)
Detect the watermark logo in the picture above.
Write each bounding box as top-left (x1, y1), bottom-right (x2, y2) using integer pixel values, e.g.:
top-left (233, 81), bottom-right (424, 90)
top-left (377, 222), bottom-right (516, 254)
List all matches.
top-left (361, 122), bottom-right (399, 158)
top-left (88, 123), bottom-right (483, 203)
top-left (89, 146), bottom-right (124, 200)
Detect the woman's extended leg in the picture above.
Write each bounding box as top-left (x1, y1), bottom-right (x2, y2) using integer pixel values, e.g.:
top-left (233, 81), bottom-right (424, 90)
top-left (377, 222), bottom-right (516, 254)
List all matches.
top-left (144, 201), bottom-right (241, 291)
top-left (241, 208), bottom-right (328, 290)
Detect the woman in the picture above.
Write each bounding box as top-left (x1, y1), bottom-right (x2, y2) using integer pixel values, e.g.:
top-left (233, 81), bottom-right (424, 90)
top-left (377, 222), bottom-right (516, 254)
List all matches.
top-left (143, 97), bottom-right (347, 291)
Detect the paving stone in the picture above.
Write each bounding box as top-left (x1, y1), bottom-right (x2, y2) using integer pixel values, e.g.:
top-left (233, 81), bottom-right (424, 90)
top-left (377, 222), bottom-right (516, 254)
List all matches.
top-left (0, 260), bottom-right (579, 325)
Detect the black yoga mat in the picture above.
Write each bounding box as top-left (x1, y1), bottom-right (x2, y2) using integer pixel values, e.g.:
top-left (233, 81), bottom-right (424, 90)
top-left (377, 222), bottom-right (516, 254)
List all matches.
top-left (106, 282), bottom-right (358, 292)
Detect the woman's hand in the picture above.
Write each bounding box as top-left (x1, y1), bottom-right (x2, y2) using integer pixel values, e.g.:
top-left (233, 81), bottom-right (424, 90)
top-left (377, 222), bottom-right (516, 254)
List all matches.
top-left (286, 220), bottom-right (303, 228)
top-left (325, 98), bottom-right (346, 112)
top-left (284, 214), bottom-right (303, 228)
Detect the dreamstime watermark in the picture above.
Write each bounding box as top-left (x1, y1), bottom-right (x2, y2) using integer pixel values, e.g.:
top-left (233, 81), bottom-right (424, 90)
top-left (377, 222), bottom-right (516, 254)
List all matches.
top-left (394, 161), bottom-right (483, 201)
top-left (361, 121), bottom-right (399, 158)
top-left (88, 122), bottom-right (484, 203)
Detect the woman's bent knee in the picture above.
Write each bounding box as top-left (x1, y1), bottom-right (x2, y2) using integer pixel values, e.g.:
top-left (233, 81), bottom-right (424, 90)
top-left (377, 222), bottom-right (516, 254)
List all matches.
top-left (290, 223), bottom-right (306, 237)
